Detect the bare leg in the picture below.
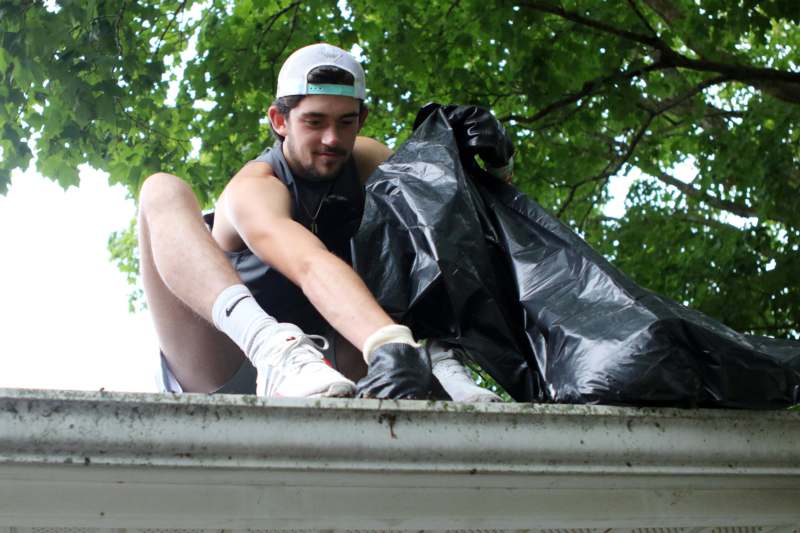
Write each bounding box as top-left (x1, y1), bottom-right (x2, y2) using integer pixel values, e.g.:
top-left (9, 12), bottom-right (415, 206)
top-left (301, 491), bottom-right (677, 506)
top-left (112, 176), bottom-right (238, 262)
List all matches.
top-left (138, 172), bottom-right (245, 392)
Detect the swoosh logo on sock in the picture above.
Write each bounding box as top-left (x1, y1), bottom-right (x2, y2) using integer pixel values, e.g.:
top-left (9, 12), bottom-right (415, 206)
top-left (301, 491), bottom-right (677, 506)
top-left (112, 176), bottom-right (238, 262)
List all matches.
top-left (225, 295), bottom-right (251, 317)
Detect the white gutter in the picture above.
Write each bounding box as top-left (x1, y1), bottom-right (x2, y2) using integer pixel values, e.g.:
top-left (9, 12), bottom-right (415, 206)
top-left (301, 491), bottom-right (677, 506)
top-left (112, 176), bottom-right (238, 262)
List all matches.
top-left (1, 388), bottom-right (799, 531)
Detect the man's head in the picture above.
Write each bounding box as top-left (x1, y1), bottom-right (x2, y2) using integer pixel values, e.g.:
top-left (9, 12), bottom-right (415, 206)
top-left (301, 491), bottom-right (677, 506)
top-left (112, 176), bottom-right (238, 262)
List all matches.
top-left (268, 43), bottom-right (368, 181)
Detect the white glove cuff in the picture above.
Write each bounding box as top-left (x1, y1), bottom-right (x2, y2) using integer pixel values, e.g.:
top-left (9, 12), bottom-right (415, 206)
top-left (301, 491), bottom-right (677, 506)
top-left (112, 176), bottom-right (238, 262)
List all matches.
top-left (362, 324), bottom-right (419, 362)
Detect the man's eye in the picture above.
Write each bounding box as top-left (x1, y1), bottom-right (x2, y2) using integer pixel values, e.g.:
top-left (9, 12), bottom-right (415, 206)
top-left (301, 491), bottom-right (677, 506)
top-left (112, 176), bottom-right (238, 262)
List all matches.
top-left (305, 120), bottom-right (322, 127)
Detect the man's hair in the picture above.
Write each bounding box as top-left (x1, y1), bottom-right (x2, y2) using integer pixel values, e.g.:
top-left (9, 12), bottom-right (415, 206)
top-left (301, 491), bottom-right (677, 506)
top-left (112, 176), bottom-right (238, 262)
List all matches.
top-left (270, 65), bottom-right (366, 141)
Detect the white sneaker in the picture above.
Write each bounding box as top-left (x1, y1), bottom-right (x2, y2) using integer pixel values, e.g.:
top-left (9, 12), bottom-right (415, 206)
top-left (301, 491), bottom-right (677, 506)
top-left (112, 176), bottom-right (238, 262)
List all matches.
top-left (253, 323), bottom-right (355, 398)
top-left (430, 344), bottom-right (503, 402)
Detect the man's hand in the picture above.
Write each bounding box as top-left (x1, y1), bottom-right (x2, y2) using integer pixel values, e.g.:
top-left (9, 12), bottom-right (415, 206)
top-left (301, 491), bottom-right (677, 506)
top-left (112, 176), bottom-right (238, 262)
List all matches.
top-left (413, 103), bottom-right (515, 182)
top-left (356, 343), bottom-right (439, 399)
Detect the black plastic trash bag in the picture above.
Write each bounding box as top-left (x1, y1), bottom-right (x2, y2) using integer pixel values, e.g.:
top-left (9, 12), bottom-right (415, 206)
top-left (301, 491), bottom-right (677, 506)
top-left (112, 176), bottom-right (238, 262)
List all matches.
top-left (352, 109), bottom-right (800, 408)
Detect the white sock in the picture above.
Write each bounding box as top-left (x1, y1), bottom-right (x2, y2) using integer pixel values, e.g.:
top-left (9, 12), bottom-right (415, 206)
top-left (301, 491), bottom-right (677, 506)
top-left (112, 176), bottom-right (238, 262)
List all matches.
top-left (211, 284), bottom-right (277, 363)
top-left (362, 324), bottom-right (419, 362)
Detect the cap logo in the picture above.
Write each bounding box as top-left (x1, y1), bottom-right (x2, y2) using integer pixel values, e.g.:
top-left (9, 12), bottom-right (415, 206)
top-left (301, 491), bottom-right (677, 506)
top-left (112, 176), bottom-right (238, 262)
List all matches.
top-left (320, 47), bottom-right (342, 61)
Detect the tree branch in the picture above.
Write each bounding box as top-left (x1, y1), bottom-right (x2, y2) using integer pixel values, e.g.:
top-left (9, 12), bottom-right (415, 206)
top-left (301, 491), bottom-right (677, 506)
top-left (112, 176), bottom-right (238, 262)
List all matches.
top-left (113, 0), bottom-right (129, 57)
top-left (666, 53), bottom-right (800, 86)
top-left (556, 181), bottom-right (582, 218)
top-left (503, 49), bottom-right (729, 127)
top-left (745, 324), bottom-right (800, 335)
top-left (499, 61), bottom-right (666, 124)
top-left (650, 165), bottom-right (795, 231)
top-left (151, 0), bottom-right (189, 61)
top-left (641, 0), bottom-right (708, 56)
top-left (557, 112), bottom-right (654, 218)
top-left (120, 107), bottom-right (193, 147)
top-left (518, 0), bottom-right (800, 100)
top-left (626, 0), bottom-right (659, 37)
top-left (657, 213), bottom-right (785, 265)
top-left (444, 0), bottom-right (461, 18)
top-left (552, 73), bottom-right (732, 220)
top-left (255, 1), bottom-right (303, 56)
top-left (644, 74), bottom-right (730, 115)
top-left (517, 1), bottom-right (665, 50)
top-left (270, 3), bottom-right (301, 79)
top-left (647, 2), bottom-right (800, 105)
top-left (673, 213), bottom-right (741, 233)
top-left (434, 0), bottom-right (462, 43)
top-left (578, 178), bottom-right (607, 232)
top-left (654, 170), bottom-right (757, 220)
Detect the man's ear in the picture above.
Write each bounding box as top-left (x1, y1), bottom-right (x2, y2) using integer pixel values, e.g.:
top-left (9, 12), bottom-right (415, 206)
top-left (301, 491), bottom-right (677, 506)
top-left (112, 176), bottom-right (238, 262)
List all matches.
top-left (268, 105), bottom-right (289, 137)
top-left (357, 104), bottom-right (369, 131)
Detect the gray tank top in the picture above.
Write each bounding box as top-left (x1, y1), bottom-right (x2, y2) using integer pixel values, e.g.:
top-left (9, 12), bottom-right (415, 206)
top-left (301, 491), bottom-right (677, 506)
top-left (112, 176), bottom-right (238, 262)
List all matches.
top-left (218, 141), bottom-right (365, 335)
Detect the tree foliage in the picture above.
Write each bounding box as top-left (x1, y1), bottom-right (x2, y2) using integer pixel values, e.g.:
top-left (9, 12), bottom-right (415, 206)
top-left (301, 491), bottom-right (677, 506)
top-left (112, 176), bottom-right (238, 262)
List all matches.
top-left (2, 0), bottom-right (799, 337)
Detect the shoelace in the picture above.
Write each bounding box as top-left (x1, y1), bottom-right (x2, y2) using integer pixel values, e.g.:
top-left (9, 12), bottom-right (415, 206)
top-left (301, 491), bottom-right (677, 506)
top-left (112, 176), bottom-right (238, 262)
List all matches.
top-left (272, 333), bottom-right (330, 369)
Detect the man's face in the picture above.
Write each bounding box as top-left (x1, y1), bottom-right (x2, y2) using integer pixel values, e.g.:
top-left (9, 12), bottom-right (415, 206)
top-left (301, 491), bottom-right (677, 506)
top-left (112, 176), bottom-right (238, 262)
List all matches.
top-left (269, 95), bottom-right (366, 181)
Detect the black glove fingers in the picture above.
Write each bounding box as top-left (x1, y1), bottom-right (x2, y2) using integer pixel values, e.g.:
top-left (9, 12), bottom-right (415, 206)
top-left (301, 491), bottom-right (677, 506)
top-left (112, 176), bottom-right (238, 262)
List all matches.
top-left (413, 102), bottom-right (514, 180)
top-left (355, 342), bottom-right (439, 400)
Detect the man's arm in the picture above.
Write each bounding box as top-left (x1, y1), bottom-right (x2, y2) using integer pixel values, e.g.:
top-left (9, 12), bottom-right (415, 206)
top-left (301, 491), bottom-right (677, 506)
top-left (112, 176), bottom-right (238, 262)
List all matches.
top-left (215, 161), bottom-right (394, 352)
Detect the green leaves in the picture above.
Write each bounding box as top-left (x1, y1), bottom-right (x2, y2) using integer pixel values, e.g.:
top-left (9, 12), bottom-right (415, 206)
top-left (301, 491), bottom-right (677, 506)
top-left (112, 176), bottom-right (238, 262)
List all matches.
top-left (108, 217), bottom-right (144, 312)
top-left (1, 0), bottom-right (798, 338)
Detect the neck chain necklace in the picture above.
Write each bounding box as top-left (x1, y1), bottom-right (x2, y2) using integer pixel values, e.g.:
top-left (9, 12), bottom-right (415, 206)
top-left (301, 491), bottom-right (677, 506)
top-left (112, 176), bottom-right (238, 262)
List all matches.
top-left (296, 179), bottom-right (337, 235)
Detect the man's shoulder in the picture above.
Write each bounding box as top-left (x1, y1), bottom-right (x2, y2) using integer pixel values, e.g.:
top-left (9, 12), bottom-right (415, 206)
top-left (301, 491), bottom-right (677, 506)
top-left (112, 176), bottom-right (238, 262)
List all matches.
top-left (221, 159), bottom-right (289, 204)
top-left (353, 136), bottom-right (392, 184)
top-left (251, 142), bottom-right (279, 165)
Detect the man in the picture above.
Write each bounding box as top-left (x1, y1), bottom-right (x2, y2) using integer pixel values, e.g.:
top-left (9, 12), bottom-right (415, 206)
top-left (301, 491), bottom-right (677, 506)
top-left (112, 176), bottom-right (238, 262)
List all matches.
top-left (139, 43), bottom-right (503, 400)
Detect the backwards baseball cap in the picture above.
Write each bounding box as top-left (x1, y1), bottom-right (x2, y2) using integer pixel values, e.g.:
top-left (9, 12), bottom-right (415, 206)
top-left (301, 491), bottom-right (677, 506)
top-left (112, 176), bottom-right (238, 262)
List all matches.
top-left (276, 43), bottom-right (366, 100)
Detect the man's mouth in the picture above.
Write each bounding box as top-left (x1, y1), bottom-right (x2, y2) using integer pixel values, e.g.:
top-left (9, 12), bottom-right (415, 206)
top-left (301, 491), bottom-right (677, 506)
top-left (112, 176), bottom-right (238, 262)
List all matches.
top-left (317, 147), bottom-right (347, 159)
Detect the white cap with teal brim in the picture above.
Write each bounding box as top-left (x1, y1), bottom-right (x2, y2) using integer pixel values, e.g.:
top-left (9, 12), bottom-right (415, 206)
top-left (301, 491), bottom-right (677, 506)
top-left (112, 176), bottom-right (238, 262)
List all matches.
top-left (276, 43), bottom-right (366, 100)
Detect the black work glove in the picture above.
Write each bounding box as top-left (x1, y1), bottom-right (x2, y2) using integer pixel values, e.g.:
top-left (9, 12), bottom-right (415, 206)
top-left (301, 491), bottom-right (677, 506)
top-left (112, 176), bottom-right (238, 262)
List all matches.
top-left (356, 343), bottom-right (445, 400)
top-left (413, 102), bottom-right (515, 181)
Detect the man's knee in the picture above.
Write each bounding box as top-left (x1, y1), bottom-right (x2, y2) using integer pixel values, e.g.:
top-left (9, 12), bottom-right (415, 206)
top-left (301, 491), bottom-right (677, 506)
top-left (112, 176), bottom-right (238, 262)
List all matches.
top-left (139, 172), bottom-right (196, 214)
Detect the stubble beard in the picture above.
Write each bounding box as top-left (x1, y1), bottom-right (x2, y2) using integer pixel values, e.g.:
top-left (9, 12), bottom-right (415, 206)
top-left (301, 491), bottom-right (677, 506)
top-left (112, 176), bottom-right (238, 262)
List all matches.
top-left (285, 140), bottom-right (346, 182)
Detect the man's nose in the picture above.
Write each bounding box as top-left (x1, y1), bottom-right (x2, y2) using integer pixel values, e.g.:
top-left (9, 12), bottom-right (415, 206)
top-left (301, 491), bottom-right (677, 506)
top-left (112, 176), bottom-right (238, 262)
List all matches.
top-left (321, 125), bottom-right (341, 147)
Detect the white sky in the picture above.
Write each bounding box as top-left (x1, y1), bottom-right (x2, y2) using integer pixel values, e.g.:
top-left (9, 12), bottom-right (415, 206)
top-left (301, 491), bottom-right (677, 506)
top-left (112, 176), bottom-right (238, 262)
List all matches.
top-left (0, 0), bottom-right (195, 393)
top-left (0, 164), bottom-right (159, 392)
